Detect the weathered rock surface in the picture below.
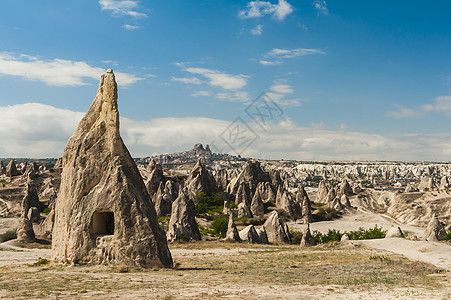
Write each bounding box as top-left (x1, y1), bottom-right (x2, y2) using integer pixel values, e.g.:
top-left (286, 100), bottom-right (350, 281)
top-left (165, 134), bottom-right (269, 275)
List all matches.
top-left (235, 182), bottom-right (251, 207)
top-left (300, 224), bottom-right (315, 246)
top-left (297, 186), bottom-right (312, 223)
top-left (250, 188), bottom-right (264, 217)
top-left (385, 226), bottom-right (405, 238)
top-left (262, 211), bottom-right (290, 244)
top-left (51, 70), bottom-right (172, 268)
top-left (152, 182), bottom-right (172, 218)
top-left (16, 215), bottom-right (35, 243)
top-left (423, 217), bottom-right (447, 241)
top-left (185, 160), bottom-right (218, 199)
top-left (27, 207), bottom-right (41, 223)
top-left (237, 202), bottom-right (252, 218)
top-left (339, 179), bottom-right (354, 197)
top-left (275, 186), bottom-right (295, 218)
top-left (6, 160), bottom-right (21, 177)
top-left (167, 189), bottom-right (201, 242)
top-left (418, 176), bottom-right (436, 192)
top-left (227, 161), bottom-right (271, 196)
top-left (225, 214), bottom-right (241, 242)
top-left (238, 225), bottom-right (261, 244)
top-left (22, 183), bottom-right (44, 214)
top-left (145, 162), bottom-right (165, 197)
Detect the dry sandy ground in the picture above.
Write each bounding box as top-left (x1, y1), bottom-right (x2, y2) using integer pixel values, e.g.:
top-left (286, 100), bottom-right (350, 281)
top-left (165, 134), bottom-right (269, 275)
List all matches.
top-left (360, 238), bottom-right (451, 271)
top-left (0, 243), bottom-right (450, 299)
top-left (1, 211), bottom-right (450, 299)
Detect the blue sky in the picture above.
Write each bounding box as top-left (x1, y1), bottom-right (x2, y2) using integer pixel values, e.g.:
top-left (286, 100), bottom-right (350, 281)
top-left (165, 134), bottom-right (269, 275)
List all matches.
top-left (0, 0), bottom-right (451, 161)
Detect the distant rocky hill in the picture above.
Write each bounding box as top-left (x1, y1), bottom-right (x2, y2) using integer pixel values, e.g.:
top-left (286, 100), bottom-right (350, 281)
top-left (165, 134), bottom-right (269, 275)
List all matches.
top-left (134, 143), bottom-right (248, 167)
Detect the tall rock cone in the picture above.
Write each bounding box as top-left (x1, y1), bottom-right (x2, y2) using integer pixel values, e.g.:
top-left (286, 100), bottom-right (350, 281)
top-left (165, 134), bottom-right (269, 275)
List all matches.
top-left (51, 69), bottom-right (172, 268)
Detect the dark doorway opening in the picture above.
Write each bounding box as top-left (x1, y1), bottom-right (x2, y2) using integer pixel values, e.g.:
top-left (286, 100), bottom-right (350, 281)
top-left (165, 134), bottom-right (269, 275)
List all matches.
top-left (90, 211), bottom-right (114, 235)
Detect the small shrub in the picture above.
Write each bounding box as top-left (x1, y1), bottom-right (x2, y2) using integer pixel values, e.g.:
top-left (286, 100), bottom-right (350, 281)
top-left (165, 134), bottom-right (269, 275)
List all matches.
top-left (158, 216), bottom-right (170, 231)
top-left (311, 226), bottom-right (386, 244)
top-left (198, 225), bottom-right (215, 237)
top-left (290, 230), bottom-right (303, 244)
top-left (347, 225), bottom-right (386, 240)
top-left (42, 207), bottom-right (51, 214)
top-left (116, 264), bottom-right (129, 273)
top-left (195, 192), bottom-right (224, 215)
top-left (444, 231), bottom-right (451, 241)
top-left (0, 228), bottom-right (17, 243)
top-left (211, 217), bottom-right (229, 238)
top-left (312, 229), bottom-right (342, 244)
top-left (30, 257), bottom-right (50, 267)
top-left (229, 201), bottom-right (237, 209)
top-left (313, 207), bottom-right (341, 222)
top-left (369, 255), bottom-right (391, 262)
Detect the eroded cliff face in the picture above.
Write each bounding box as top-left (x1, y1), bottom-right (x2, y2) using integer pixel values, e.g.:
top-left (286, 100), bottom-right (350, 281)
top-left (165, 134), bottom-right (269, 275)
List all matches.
top-left (51, 69), bottom-right (172, 268)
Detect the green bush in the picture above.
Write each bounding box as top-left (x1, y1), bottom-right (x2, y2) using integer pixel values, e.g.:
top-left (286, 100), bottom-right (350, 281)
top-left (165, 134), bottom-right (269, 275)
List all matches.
top-left (42, 207), bottom-right (51, 214)
top-left (312, 229), bottom-right (342, 244)
top-left (347, 225), bottom-right (386, 240)
top-left (444, 231), bottom-right (451, 241)
top-left (311, 225), bottom-right (386, 244)
top-left (211, 217), bottom-right (229, 238)
top-left (195, 192), bottom-right (224, 215)
top-left (30, 257), bottom-right (50, 267)
top-left (290, 230), bottom-right (303, 244)
top-left (0, 228), bottom-right (17, 243)
top-left (158, 216), bottom-right (170, 231)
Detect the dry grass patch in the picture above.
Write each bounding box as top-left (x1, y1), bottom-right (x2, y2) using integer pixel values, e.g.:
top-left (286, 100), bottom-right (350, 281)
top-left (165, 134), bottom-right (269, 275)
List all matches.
top-left (0, 241), bottom-right (447, 299)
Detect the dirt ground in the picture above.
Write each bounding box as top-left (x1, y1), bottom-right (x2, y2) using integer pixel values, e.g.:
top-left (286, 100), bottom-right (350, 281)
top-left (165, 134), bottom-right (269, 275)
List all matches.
top-left (1, 209), bottom-right (451, 299)
top-left (0, 240), bottom-right (450, 299)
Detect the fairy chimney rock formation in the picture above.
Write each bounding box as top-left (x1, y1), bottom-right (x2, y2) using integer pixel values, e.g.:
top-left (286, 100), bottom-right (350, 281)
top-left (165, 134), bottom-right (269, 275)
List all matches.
top-left (51, 69), bottom-right (172, 268)
top-left (167, 188), bottom-right (201, 242)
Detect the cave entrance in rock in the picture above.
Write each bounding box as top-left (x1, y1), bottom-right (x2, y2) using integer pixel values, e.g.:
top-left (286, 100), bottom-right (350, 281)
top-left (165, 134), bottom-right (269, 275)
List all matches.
top-left (90, 211), bottom-right (114, 236)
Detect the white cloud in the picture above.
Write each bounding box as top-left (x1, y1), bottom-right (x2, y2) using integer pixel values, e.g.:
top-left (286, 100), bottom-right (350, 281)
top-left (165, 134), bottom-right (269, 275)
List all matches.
top-left (259, 47), bottom-right (325, 65)
top-left (99, 0), bottom-right (147, 18)
top-left (386, 105), bottom-right (421, 118)
top-left (171, 76), bottom-right (202, 85)
top-left (2, 102), bottom-right (451, 161)
top-left (270, 84), bottom-right (293, 94)
top-left (183, 67), bottom-right (249, 90)
top-left (215, 91), bottom-right (250, 102)
top-left (313, 0), bottom-right (329, 15)
top-left (191, 90), bottom-right (211, 97)
top-left (122, 24), bottom-right (139, 30)
top-left (239, 0), bottom-right (293, 21)
top-left (386, 93), bottom-right (451, 118)
top-left (422, 94), bottom-right (451, 116)
top-left (0, 52), bottom-right (142, 87)
top-left (250, 24), bottom-right (264, 35)
top-left (259, 60), bottom-right (281, 66)
top-left (265, 92), bottom-right (301, 107)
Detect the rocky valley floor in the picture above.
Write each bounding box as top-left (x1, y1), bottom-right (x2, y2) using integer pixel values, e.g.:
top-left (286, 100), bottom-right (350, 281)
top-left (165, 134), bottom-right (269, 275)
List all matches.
top-left (1, 217), bottom-right (450, 299)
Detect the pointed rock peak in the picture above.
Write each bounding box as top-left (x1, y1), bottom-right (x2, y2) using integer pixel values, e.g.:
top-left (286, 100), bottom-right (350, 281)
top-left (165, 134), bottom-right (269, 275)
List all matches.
top-left (52, 71), bottom-right (172, 268)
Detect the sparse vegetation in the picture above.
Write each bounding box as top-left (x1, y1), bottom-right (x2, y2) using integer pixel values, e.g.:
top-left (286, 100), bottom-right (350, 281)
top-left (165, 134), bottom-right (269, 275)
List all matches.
top-left (0, 242), bottom-right (445, 299)
top-left (158, 216), bottom-right (170, 231)
top-left (194, 192), bottom-right (224, 215)
top-left (445, 231), bottom-right (451, 241)
top-left (0, 228), bottom-right (17, 243)
top-left (29, 257), bottom-right (50, 267)
top-left (313, 207), bottom-right (341, 221)
top-left (312, 226), bottom-right (386, 244)
top-left (210, 217), bottom-right (229, 238)
top-left (42, 207), bottom-right (51, 214)
top-left (312, 229), bottom-right (342, 244)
